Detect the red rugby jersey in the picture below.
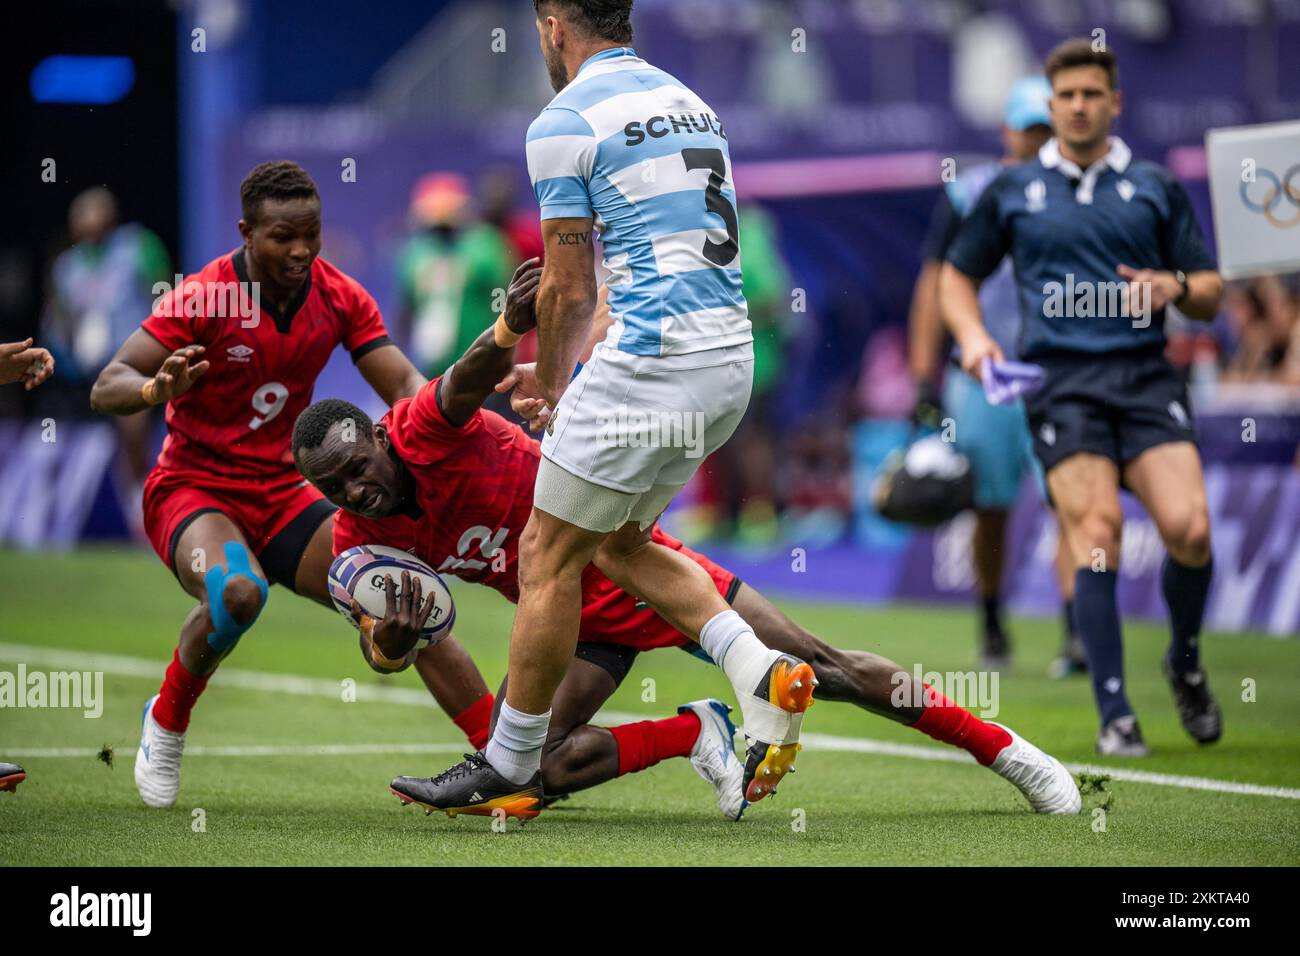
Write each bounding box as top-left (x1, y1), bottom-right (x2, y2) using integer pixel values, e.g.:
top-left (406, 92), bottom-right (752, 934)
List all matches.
top-left (141, 248), bottom-right (391, 479)
top-left (333, 378), bottom-right (694, 648)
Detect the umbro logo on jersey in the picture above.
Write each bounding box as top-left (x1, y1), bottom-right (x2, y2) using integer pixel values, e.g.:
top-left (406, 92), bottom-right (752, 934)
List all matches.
top-left (1026, 179), bottom-right (1047, 212)
top-left (1116, 179), bottom-right (1136, 202)
top-left (1040, 423), bottom-right (1056, 446)
top-left (227, 344), bottom-right (254, 362)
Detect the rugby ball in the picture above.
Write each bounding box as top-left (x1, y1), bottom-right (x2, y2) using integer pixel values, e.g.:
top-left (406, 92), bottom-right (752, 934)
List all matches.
top-left (328, 545), bottom-right (456, 649)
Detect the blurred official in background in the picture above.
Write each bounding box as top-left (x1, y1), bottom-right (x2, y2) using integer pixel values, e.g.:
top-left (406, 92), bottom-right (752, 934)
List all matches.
top-left (941, 39), bottom-right (1225, 756)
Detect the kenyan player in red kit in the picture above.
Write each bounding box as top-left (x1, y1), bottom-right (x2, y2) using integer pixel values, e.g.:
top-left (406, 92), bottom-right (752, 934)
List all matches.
top-left (292, 289), bottom-right (1084, 821)
top-left (90, 161), bottom-right (443, 808)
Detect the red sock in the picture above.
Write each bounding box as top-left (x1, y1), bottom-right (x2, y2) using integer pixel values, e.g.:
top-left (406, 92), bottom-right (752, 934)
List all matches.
top-left (911, 684), bottom-right (1011, 766)
top-left (151, 649), bottom-right (210, 733)
top-left (609, 711), bottom-right (700, 776)
top-left (452, 692), bottom-right (495, 751)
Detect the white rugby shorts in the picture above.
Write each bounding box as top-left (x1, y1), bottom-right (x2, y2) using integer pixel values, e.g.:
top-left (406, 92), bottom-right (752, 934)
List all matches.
top-left (536, 341), bottom-right (754, 532)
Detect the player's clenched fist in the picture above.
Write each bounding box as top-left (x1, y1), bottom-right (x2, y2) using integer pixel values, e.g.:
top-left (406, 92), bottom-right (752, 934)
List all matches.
top-left (503, 257), bottom-right (543, 335)
top-left (957, 329), bottom-right (1004, 382)
top-left (146, 345), bottom-right (209, 404)
top-left (0, 338), bottom-right (54, 390)
top-left (1116, 263), bottom-right (1182, 314)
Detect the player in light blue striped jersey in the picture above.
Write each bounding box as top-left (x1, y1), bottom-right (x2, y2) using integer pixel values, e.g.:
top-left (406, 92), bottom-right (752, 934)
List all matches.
top-left (405, 0), bottom-right (816, 820)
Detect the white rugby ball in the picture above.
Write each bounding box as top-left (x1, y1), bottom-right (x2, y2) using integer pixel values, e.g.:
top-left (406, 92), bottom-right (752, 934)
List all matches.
top-left (328, 545), bottom-right (455, 649)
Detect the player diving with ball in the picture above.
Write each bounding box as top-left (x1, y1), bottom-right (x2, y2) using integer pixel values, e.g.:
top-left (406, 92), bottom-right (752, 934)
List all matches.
top-left (292, 277), bottom-right (1084, 821)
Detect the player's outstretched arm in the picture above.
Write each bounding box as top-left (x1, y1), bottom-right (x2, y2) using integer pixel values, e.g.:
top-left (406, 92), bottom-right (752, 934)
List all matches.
top-left (0, 339), bottom-right (54, 390)
top-left (939, 262), bottom-right (1002, 381)
top-left (500, 283), bottom-right (613, 433)
top-left (534, 217), bottom-right (597, 407)
top-left (90, 329), bottom-right (209, 415)
top-left (437, 257), bottom-right (542, 427)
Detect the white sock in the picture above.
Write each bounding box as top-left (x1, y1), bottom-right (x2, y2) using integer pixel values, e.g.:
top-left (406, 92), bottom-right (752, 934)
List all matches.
top-left (699, 609), bottom-right (772, 692)
top-left (701, 609), bottom-right (802, 744)
top-left (484, 701), bottom-right (551, 785)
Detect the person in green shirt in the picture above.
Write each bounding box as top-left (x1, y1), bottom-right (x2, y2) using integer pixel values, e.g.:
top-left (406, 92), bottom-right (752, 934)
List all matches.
top-left (42, 188), bottom-right (172, 519)
top-left (685, 202), bottom-right (792, 546)
top-left (396, 173), bottom-right (517, 378)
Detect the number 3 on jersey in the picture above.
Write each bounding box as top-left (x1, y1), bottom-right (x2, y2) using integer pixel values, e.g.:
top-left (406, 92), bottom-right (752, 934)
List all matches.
top-left (681, 147), bottom-right (739, 267)
top-left (249, 382), bottom-right (289, 430)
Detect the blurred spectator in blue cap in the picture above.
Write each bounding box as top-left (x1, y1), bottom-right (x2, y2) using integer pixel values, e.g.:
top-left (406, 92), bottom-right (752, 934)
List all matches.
top-left (1003, 75), bottom-right (1052, 132)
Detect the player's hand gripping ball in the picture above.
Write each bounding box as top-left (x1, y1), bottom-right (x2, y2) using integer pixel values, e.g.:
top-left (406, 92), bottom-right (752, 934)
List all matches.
top-left (328, 545), bottom-right (455, 649)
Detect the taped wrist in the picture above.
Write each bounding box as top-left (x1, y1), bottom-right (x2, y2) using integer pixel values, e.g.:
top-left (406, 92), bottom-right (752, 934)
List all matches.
top-left (493, 314), bottom-right (522, 348)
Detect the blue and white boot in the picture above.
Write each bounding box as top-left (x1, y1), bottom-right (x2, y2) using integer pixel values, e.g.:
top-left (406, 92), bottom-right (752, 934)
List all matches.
top-left (134, 694), bottom-right (186, 809)
top-left (678, 699), bottom-right (747, 822)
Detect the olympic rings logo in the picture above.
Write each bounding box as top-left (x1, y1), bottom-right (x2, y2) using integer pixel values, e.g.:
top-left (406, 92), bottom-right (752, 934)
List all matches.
top-left (1239, 163), bottom-right (1300, 228)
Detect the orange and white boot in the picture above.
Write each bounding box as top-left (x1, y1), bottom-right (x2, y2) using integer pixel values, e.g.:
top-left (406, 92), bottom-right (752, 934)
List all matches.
top-left (733, 651), bottom-right (816, 804)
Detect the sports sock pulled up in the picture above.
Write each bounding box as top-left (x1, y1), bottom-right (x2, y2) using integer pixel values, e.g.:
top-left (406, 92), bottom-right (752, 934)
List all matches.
top-left (151, 648), bottom-right (210, 733)
top-left (1073, 569), bottom-right (1132, 725)
top-left (484, 701), bottom-right (551, 784)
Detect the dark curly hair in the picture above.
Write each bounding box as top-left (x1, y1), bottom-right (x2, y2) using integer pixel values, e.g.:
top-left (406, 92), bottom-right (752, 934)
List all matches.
top-left (240, 160), bottom-right (320, 223)
top-left (534, 0), bottom-right (633, 44)
top-left (292, 398), bottom-right (373, 459)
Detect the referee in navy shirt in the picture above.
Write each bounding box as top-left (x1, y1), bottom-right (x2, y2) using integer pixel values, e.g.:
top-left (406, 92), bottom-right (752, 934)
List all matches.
top-left (940, 38), bottom-right (1225, 757)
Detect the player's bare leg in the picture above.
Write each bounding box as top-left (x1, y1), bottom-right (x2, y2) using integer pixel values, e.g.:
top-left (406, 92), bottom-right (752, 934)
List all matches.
top-left (1048, 453), bottom-right (1147, 755)
top-left (497, 582), bottom-right (1076, 815)
top-left (594, 515), bottom-right (815, 803)
top-left (503, 508), bottom-right (605, 715)
top-left (1050, 517), bottom-right (1088, 678)
top-left (727, 584), bottom-right (1079, 813)
top-left (973, 507), bottom-right (1011, 668)
top-left (137, 512), bottom-right (269, 808)
top-left (498, 657), bottom-right (620, 795)
top-left (412, 641), bottom-right (496, 748)
top-left (1123, 442), bottom-right (1221, 744)
top-left (493, 651), bottom-right (743, 820)
top-left (172, 514), bottom-right (268, 677)
top-left (388, 508), bottom-right (600, 820)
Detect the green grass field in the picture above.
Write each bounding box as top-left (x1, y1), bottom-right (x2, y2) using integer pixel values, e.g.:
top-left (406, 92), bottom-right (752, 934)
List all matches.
top-left (1, 545), bottom-right (1297, 866)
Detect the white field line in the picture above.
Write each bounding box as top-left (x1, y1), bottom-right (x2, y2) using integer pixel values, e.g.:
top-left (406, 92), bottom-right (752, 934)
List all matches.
top-left (3, 642), bottom-right (1299, 801)
top-left (2, 743), bottom-right (467, 759)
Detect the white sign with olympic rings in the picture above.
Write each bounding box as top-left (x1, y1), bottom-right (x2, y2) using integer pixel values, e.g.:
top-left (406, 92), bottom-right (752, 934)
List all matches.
top-left (1206, 120), bottom-right (1300, 279)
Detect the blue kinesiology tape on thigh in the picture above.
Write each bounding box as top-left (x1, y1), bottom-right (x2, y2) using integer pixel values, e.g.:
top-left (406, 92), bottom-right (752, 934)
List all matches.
top-left (204, 541), bottom-right (268, 653)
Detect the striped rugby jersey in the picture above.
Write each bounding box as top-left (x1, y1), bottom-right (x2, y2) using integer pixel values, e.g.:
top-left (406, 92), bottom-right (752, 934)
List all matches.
top-left (526, 46), bottom-right (752, 357)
